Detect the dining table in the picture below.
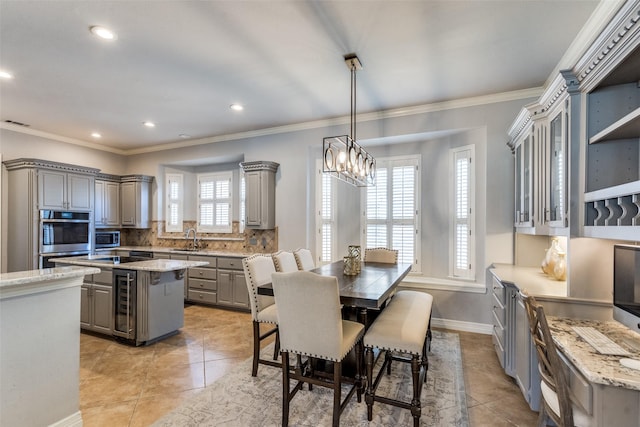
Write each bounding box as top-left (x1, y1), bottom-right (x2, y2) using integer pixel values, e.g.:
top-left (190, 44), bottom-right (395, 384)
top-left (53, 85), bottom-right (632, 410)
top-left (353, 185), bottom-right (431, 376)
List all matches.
top-left (258, 259), bottom-right (412, 328)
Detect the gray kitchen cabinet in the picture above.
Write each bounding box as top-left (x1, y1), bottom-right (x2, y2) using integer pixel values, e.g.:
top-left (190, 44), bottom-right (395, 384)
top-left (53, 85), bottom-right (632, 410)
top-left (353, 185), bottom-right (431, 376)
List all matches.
top-left (217, 257), bottom-right (249, 310)
top-left (81, 269), bottom-right (113, 335)
top-left (187, 255), bottom-right (217, 305)
top-left (39, 169), bottom-right (95, 211)
top-left (491, 272), bottom-right (540, 411)
top-left (168, 253), bottom-right (189, 298)
top-left (120, 175), bottom-right (153, 228)
top-left (95, 174), bottom-right (120, 227)
top-left (240, 161), bottom-right (279, 229)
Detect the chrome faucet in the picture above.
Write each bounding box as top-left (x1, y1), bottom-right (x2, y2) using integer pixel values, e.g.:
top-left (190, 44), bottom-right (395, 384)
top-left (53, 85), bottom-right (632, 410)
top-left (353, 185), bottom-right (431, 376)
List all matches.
top-left (185, 228), bottom-right (199, 250)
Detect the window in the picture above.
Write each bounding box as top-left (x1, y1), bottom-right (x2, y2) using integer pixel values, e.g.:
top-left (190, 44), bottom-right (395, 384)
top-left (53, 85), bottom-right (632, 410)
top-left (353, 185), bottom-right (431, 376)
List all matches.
top-left (451, 146), bottom-right (475, 279)
top-left (316, 160), bottom-right (336, 264)
top-left (362, 156), bottom-right (420, 270)
top-left (197, 172), bottom-right (232, 233)
top-left (165, 173), bottom-right (183, 232)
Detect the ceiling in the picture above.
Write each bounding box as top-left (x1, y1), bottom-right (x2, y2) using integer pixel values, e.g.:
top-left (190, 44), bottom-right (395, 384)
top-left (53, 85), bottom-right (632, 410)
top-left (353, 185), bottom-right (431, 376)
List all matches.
top-left (0, 1), bottom-right (608, 154)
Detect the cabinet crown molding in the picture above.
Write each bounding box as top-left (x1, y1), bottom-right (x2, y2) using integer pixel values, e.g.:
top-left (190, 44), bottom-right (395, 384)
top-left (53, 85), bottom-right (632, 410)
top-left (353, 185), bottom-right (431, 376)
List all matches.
top-left (120, 174), bottom-right (154, 183)
top-left (2, 158), bottom-right (99, 175)
top-left (239, 161), bottom-right (280, 173)
top-left (96, 173), bottom-right (122, 182)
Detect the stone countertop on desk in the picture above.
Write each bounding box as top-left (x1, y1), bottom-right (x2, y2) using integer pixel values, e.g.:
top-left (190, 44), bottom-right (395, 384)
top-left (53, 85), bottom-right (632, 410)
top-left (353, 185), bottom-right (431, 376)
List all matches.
top-left (548, 316), bottom-right (640, 391)
top-left (52, 255), bottom-right (209, 272)
top-left (490, 263), bottom-right (567, 298)
top-left (103, 246), bottom-right (260, 258)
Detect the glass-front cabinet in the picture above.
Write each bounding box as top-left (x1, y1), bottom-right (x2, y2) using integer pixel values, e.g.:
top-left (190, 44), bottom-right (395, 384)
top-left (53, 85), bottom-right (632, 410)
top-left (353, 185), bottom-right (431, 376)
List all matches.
top-left (546, 101), bottom-right (569, 230)
top-left (514, 133), bottom-right (533, 228)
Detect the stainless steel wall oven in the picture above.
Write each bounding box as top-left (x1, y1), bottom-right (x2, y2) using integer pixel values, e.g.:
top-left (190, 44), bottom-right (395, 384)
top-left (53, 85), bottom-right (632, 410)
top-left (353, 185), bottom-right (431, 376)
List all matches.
top-left (40, 210), bottom-right (91, 253)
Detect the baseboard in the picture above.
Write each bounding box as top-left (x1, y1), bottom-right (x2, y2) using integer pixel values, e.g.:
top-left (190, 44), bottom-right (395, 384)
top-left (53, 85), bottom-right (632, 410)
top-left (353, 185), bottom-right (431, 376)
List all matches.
top-left (432, 317), bottom-right (493, 335)
top-left (48, 411), bottom-right (82, 427)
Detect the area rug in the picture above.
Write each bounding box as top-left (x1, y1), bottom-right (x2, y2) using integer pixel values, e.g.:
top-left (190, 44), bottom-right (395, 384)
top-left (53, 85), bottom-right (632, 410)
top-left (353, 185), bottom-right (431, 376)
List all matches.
top-left (153, 330), bottom-right (469, 426)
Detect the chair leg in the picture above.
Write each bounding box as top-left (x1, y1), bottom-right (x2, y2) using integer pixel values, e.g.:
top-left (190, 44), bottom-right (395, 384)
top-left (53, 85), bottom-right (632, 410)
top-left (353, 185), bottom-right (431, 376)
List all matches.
top-left (410, 354), bottom-right (422, 427)
top-left (537, 404), bottom-right (547, 427)
top-left (385, 350), bottom-right (392, 375)
top-left (251, 321), bottom-right (260, 377)
top-left (421, 337), bottom-right (429, 383)
top-left (355, 339), bottom-right (363, 402)
top-left (364, 347), bottom-right (374, 421)
top-left (273, 328), bottom-right (280, 361)
top-left (282, 351), bottom-right (290, 427)
top-left (332, 360), bottom-right (342, 427)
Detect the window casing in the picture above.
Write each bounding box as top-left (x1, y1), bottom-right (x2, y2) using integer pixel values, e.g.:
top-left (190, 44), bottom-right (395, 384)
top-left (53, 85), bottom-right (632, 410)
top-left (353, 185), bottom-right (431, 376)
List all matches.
top-left (197, 172), bottom-right (232, 233)
top-left (239, 169), bottom-right (246, 233)
top-left (316, 160), bottom-right (336, 265)
top-left (165, 173), bottom-right (183, 232)
top-left (362, 155), bottom-right (420, 271)
top-left (451, 145), bottom-right (475, 280)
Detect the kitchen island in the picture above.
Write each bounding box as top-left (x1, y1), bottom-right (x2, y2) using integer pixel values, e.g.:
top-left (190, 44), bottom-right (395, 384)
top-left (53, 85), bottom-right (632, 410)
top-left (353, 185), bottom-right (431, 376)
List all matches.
top-left (1, 266), bottom-right (99, 427)
top-left (54, 254), bottom-right (208, 345)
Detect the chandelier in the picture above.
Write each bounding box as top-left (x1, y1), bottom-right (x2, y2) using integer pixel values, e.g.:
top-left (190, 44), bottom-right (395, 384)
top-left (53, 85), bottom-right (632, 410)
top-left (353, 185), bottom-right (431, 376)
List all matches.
top-left (323, 53), bottom-right (376, 187)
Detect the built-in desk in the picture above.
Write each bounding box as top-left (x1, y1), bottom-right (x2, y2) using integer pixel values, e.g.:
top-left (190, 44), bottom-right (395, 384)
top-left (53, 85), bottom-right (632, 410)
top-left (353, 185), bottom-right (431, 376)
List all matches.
top-left (547, 317), bottom-right (640, 426)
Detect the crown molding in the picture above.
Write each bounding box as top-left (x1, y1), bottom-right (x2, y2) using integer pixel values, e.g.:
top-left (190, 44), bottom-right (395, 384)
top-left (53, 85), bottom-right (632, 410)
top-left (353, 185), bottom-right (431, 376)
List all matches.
top-left (2, 87), bottom-right (542, 157)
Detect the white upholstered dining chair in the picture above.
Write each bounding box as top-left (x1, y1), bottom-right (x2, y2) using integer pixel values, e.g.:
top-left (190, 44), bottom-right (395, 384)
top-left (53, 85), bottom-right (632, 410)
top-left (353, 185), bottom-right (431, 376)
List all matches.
top-left (364, 247), bottom-right (398, 264)
top-left (293, 248), bottom-right (315, 270)
top-left (242, 253), bottom-right (281, 376)
top-left (271, 271), bottom-right (365, 427)
top-left (522, 292), bottom-right (592, 427)
top-left (272, 250), bottom-right (299, 272)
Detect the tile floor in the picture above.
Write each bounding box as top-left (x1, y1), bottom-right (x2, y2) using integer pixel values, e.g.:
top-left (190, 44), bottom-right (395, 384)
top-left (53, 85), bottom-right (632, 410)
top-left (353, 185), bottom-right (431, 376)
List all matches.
top-left (79, 304), bottom-right (539, 426)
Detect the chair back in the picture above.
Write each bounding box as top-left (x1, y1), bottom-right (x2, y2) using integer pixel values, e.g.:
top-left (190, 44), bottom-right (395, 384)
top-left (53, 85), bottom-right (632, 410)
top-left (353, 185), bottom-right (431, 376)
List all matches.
top-left (272, 250), bottom-right (298, 272)
top-left (293, 248), bottom-right (315, 270)
top-left (272, 271), bottom-right (344, 361)
top-left (243, 254), bottom-right (277, 321)
top-left (522, 292), bottom-right (573, 427)
top-left (364, 247), bottom-right (398, 264)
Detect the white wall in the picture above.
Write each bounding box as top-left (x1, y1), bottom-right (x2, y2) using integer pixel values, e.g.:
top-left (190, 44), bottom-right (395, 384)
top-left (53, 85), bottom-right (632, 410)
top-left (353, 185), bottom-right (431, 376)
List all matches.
top-left (0, 95), bottom-right (534, 325)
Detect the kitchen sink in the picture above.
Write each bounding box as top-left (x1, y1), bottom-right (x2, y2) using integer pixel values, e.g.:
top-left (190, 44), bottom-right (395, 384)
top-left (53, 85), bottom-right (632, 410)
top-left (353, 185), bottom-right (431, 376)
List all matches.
top-left (169, 248), bottom-right (199, 253)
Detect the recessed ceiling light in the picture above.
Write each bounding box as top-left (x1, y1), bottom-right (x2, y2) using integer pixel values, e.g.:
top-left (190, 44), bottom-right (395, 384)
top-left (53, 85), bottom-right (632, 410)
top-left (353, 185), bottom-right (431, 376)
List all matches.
top-left (89, 25), bottom-right (117, 40)
top-left (230, 104), bottom-right (244, 111)
top-left (91, 132), bottom-right (102, 138)
top-left (179, 134), bottom-right (191, 139)
top-left (0, 70), bottom-right (14, 79)
top-left (143, 121), bottom-right (155, 128)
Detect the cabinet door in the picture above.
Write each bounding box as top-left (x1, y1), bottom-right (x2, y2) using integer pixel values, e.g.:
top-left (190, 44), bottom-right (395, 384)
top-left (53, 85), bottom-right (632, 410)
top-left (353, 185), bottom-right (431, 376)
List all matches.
top-left (217, 269), bottom-right (233, 306)
top-left (105, 181), bottom-right (120, 226)
top-left (232, 271), bottom-right (249, 309)
top-left (515, 135), bottom-right (533, 227)
top-left (80, 285), bottom-right (91, 328)
top-left (120, 182), bottom-right (136, 226)
top-left (245, 171), bottom-right (262, 227)
top-left (548, 110), bottom-right (567, 228)
top-left (67, 173), bottom-right (93, 211)
top-left (92, 284), bottom-right (113, 334)
top-left (39, 170), bottom-right (66, 210)
top-left (95, 180), bottom-right (106, 226)
top-left (514, 296), bottom-right (530, 396)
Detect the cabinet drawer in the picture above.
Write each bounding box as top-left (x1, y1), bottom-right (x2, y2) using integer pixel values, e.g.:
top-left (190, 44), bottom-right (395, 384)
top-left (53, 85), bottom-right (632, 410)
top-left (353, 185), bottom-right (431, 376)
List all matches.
top-left (492, 330), bottom-right (505, 369)
top-left (189, 278), bottom-right (217, 291)
top-left (492, 315), bottom-right (505, 347)
top-left (188, 255), bottom-right (217, 267)
top-left (492, 295), bottom-right (505, 326)
top-left (559, 352), bottom-right (592, 414)
top-left (492, 277), bottom-right (505, 304)
top-left (93, 270), bottom-right (113, 286)
top-left (189, 267), bottom-right (217, 280)
top-left (188, 289), bottom-right (217, 304)
top-left (217, 257), bottom-right (243, 270)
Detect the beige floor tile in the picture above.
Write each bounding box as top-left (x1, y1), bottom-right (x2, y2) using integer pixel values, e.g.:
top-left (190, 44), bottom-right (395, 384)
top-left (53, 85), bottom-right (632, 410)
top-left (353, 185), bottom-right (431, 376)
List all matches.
top-left (204, 357), bottom-right (245, 386)
top-left (81, 400), bottom-right (137, 427)
top-left (141, 361), bottom-right (206, 396)
top-left (128, 389), bottom-right (203, 427)
top-left (80, 371), bottom-right (147, 409)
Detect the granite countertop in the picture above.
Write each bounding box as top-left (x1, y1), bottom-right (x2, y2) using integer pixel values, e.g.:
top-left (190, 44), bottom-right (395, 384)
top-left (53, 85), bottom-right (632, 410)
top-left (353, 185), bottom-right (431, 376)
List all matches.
top-left (0, 266), bottom-right (100, 299)
top-left (547, 316), bottom-right (640, 391)
top-left (490, 263), bottom-right (567, 298)
top-left (52, 255), bottom-right (209, 272)
top-left (104, 246), bottom-right (255, 258)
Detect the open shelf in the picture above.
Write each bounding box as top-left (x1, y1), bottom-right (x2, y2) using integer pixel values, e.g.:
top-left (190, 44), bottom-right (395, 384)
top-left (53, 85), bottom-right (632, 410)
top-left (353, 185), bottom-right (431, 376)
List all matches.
top-left (589, 107), bottom-right (640, 144)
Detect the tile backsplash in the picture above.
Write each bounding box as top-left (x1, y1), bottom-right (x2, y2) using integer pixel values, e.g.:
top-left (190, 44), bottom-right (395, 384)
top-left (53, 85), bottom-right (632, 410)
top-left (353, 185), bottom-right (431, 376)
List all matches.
top-left (120, 221), bottom-right (277, 253)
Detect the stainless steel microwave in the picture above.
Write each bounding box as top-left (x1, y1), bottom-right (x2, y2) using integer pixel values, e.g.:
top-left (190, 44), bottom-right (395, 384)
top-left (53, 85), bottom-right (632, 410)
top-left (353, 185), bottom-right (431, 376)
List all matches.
top-left (95, 231), bottom-right (120, 248)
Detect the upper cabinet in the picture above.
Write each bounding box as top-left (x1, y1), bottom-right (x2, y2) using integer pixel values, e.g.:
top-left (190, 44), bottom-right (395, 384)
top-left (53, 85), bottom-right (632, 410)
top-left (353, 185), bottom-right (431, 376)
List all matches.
top-left (508, 73), bottom-right (573, 236)
top-left (95, 174), bottom-right (121, 228)
top-left (240, 161), bottom-right (279, 230)
top-left (39, 169), bottom-right (95, 211)
top-left (578, 0), bottom-right (640, 240)
top-left (120, 175), bottom-right (153, 228)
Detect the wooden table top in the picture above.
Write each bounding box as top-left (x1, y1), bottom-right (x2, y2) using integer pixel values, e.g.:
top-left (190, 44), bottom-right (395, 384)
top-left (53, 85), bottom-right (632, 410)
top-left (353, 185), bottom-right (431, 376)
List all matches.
top-left (258, 260), bottom-right (412, 309)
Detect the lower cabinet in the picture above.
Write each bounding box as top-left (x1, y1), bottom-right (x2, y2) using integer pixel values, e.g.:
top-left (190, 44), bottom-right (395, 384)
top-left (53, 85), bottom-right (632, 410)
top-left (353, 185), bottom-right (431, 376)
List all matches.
top-left (187, 255), bottom-right (218, 305)
top-left (491, 272), bottom-right (541, 411)
top-left (81, 269), bottom-right (112, 335)
top-left (217, 257), bottom-right (249, 310)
